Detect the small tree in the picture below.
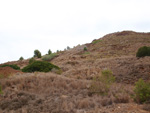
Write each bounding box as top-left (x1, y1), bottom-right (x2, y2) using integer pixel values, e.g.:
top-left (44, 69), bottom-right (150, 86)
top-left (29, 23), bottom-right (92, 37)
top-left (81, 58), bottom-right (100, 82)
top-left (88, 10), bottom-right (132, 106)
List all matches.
top-left (48, 49), bottom-right (52, 55)
top-left (136, 46), bottom-right (150, 57)
top-left (67, 46), bottom-right (71, 50)
top-left (19, 56), bottom-right (24, 61)
top-left (34, 49), bottom-right (41, 58)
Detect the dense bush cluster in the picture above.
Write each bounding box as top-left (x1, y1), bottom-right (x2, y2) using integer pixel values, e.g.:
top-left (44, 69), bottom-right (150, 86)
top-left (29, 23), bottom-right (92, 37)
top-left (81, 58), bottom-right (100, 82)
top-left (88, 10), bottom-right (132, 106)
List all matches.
top-left (0, 64), bottom-right (20, 70)
top-left (134, 79), bottom-right (150, 103)
top-left (22, 61), bottom-right (60, 72)
top-left (136, 46), bottom-right (150, 57)
top-left (42, 53), bottom-right (58, 61)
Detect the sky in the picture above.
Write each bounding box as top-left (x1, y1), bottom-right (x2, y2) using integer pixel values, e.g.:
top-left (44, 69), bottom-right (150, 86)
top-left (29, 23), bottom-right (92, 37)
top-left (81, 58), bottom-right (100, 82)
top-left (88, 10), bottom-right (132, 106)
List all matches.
top-left (0, 0), bottom-right (150, 63)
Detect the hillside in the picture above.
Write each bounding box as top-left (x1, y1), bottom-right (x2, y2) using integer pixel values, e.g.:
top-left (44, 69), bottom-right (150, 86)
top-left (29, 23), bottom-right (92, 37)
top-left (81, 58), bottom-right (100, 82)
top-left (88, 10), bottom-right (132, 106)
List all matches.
top-left (0, 31), bottom-right (150, 113)
top-left (52, 31), bottom-right (150, 83)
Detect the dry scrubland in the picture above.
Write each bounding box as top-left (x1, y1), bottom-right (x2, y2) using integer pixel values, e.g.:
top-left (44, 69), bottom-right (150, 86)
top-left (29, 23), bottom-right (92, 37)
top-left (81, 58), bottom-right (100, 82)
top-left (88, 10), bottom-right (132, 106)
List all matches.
top-left (0, 31), bottom-right (150, 113)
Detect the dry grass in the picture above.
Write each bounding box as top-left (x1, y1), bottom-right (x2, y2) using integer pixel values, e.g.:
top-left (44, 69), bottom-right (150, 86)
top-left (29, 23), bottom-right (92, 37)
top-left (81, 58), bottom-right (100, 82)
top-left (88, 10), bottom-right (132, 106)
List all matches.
top-left (142, 104), bottom-right (150, 112)
top-left (0, 72), bottom-right (135, 113)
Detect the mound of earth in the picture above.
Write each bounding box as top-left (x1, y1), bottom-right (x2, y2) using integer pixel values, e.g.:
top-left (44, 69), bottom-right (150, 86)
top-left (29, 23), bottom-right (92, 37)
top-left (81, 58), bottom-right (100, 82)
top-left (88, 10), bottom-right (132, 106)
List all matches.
top-left (0, 67), bottom-right (22, 78)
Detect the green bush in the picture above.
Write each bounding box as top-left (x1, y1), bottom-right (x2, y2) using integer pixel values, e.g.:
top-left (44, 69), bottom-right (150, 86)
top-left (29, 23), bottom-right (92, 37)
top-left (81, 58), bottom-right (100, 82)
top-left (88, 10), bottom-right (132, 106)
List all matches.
top-left (134, 79), bottom-right (150, 103)
top-left (22, 61), bottom-right (60, 72)
top-left (42, 53), bottom-right (58, 61)
top-left (29, 58), bottom-right (36, 64)
top-left (0, 64), bottom-right (20, 70)
top-left (34, 49), bottom-right (42, 58)
top-left (89, 69), bottom-right (115, 96)
top-left (19, 56), bottom-right (24, 61)
top-left (136, 46), bottom-right (150, 57)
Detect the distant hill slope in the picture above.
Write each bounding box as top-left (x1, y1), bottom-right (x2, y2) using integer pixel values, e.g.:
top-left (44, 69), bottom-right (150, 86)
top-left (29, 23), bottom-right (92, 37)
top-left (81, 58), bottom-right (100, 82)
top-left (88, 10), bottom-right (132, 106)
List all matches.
top-left (51, 31), bottom-right (150, 83)
top-left (1, 31), bottom-right (150, 84)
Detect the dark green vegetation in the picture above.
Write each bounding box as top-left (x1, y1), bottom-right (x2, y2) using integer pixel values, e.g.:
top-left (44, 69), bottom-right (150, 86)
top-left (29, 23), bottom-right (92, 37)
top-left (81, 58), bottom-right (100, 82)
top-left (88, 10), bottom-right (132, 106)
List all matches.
top-left (136, 46), bottom-right (150, 57)
top-left (0, 64), bottom-right (20, 70)
top-left (34, 50), bottom-right (42, 58)
top-left (134, 79), bottom-right (150, 103)
top-left (19, 56), bottom-right (24, 61)
top-left (22, 61), bottom-right (60, 72)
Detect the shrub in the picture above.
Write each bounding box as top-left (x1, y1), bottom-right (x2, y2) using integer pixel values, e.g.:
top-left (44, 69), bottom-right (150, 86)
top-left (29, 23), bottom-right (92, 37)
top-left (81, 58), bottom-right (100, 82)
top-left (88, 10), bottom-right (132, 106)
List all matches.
top-left (42, 53), bottom-right (58, 61)
top-left (0, 85), bottom-right (2, 95)
top-left (34, 49), bottom-right (42, 58)
top-left (29, 58), bottom-right (36, 64)
top-left (48, 49), bottom-right (52, 55)
top-left (136, 46), bottom-right (150, 57)
top-left (22, 61), bottom-right (60, 72)
top-left (0, 64), bottom-right (20, 70)
top-left (89, 69), bottom-right (115, 96)
top-left (19, 56), bottom-right (24, 61)
top-left (134, 79), bottom-right (150, 103)
top-left (84, 47), bottom-right (87, 51)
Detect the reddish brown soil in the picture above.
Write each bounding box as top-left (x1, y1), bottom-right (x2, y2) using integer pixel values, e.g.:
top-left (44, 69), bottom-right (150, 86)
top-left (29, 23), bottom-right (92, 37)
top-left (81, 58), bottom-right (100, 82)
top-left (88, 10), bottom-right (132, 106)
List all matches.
top-left (0, 67), bottom-right (22, 78)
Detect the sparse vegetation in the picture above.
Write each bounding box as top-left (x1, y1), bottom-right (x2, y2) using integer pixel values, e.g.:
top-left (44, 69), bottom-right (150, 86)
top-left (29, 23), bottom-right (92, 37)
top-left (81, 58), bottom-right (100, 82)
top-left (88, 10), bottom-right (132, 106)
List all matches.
top-left (0, 64), bottom-right (20, 70)
top-left (34, 49), bottom-right (42, 58)
top-left (42, 53), bottom-right (58, 61)
top-left (19, 56), bottom-right (24, 61)
top-left (0, 74), bottom-right (4, 79)
top-left (0, 85), bottom-right (2, 95)
top-left (134, 79), bottom-right (150, 103)
top-left (22, 61), bottom-right (60, 72)
top-left (92, 39), bottom-right (102, 44)
top-left (89, 69), bottom-right (115, 96)
top-left (136, 46), bottom-right (150, 57)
